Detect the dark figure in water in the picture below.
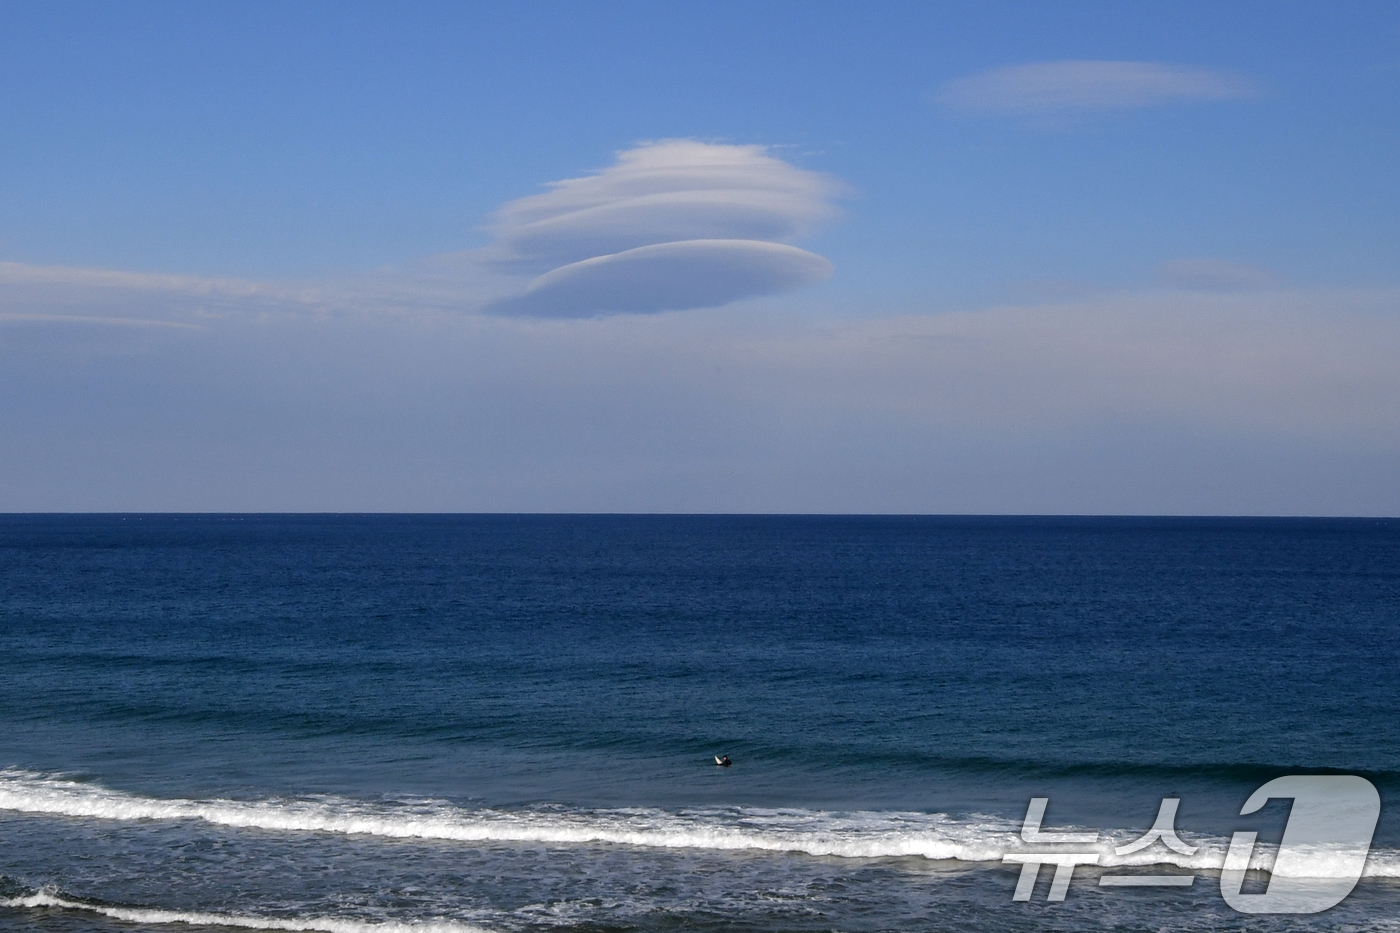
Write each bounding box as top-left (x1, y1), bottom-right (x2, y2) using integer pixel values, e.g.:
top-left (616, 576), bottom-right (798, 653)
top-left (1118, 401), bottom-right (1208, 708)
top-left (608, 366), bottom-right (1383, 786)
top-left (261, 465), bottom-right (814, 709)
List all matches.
top-left (714, 755), bottom-right (732, 767)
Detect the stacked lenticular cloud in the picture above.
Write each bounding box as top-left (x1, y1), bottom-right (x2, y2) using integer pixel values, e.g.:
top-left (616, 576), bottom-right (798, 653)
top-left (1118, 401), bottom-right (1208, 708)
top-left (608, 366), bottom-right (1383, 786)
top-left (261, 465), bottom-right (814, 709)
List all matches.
top-left (486, 140), bottom-right (840, 317)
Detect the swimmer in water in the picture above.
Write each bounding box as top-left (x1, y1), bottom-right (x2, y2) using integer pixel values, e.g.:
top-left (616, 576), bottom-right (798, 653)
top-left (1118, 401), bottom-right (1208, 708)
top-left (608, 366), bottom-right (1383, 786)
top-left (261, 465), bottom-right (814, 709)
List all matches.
top-left (715, 755), bottom-right (732, 767)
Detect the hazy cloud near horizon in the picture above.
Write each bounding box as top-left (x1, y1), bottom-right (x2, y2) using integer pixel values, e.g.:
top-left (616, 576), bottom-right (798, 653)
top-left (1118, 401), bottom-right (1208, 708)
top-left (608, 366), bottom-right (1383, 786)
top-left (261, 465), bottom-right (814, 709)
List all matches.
top-left (3, 280), bottom-right (1397, 514)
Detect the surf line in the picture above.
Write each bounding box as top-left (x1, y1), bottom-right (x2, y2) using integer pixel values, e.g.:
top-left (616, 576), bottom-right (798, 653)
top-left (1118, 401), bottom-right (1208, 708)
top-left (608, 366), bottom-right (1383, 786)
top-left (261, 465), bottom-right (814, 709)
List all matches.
top-left (0, 891), bottom-right (490, 933)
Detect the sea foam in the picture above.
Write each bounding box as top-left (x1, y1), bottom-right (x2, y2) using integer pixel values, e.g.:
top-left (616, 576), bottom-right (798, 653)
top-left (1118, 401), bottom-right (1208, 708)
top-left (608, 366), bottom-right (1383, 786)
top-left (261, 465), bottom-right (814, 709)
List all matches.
top-left (3, 770), bottom-right (1397, 877)
top-left (0, 890), bottom-right (490, 933)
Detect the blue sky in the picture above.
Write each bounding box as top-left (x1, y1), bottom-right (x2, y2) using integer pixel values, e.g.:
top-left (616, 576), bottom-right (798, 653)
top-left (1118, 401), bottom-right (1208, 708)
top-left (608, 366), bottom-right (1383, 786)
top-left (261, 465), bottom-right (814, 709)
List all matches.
top-left (2, 1), bottom-right (1398, 512)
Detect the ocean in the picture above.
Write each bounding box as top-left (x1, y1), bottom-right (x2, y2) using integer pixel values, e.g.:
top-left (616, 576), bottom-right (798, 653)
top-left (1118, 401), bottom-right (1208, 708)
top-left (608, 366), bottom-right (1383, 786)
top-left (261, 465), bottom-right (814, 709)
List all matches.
top-left (1, 514), bottom-right (1397, 932)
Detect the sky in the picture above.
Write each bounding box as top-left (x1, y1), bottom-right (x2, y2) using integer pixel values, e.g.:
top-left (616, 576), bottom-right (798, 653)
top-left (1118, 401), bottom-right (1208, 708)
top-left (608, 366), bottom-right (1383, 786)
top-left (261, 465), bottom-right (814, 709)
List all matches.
top-left (1, 1), bottom-right (1398, 513)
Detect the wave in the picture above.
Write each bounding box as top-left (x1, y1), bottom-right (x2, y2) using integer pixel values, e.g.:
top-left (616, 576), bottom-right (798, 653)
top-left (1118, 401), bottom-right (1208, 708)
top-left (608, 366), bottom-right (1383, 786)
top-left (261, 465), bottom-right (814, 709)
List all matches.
top-left (0, 770), bottom-right (1017, 861)
top-left (3, 770), bottom-right (1399, 877)
top-left (0, 890), bottom-right (490, 933)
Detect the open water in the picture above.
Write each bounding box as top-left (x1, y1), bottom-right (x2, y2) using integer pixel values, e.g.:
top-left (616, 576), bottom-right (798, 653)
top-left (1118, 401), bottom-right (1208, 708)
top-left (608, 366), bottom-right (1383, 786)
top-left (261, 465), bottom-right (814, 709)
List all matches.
top-left (1, 514), bottom-right (1397, 932)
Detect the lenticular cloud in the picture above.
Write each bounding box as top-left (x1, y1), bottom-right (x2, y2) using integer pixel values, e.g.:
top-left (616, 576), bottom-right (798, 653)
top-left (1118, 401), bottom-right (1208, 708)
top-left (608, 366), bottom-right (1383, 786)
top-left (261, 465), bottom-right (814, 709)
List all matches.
top-left (484, 141), bottom-right (841, 317)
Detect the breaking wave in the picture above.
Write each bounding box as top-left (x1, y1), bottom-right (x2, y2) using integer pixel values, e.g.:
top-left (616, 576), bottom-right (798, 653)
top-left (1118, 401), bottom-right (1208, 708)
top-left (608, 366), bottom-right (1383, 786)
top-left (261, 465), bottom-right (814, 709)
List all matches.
top-left (0, 889), bottom-right (490, 933)
top-left (3, 770), bottom-right (1397, 877)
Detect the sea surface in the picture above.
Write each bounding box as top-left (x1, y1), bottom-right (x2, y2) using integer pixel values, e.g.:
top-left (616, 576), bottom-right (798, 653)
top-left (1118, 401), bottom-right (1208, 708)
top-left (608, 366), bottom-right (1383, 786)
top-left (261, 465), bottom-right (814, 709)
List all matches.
top-left (1, 514), bottom-right (1397, 932)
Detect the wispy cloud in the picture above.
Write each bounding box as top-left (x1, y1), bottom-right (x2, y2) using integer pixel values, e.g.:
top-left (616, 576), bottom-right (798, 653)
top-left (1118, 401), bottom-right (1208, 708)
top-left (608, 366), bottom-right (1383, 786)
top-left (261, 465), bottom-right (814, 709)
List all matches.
top-left (1155, 258), bottom-right (1276, 291)
top-left (0, 261), bottom-right (325, 324)
top-left (936, 61), bottom-right (1258, 115)
top-left (480, 140), bottom-right (842, 316)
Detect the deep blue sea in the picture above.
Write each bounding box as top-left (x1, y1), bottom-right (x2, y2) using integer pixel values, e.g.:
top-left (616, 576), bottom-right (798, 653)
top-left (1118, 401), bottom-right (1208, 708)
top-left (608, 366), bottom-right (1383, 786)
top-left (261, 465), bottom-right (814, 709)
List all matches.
top-left (1, 514), bottom-right (1398, 932)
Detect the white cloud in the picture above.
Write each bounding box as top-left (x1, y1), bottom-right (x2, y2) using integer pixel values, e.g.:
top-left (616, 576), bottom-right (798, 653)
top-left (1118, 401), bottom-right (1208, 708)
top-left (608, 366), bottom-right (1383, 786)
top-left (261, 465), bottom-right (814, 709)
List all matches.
top-left (488, 239), bottom-right (832, 317)
top-left (482, 140), bottom-right (842, 316)
top-left (936, 61), bottom-right (1258, 114)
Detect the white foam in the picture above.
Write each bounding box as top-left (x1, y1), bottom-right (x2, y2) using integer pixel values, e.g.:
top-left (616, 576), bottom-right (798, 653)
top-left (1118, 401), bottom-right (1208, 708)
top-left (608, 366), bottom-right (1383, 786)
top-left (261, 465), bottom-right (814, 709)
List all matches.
top-left (0, 890), bottom-right (490, 933)
top-left (3, 770), bottom-right (1398, 876)
top-left (0, 770), bottom-right (1017, 861)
